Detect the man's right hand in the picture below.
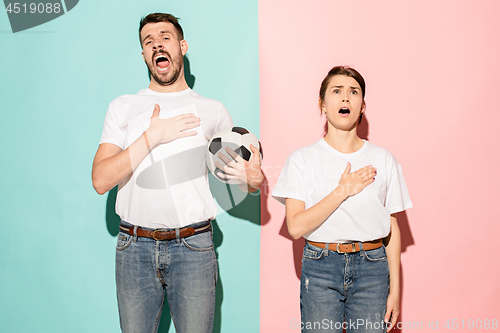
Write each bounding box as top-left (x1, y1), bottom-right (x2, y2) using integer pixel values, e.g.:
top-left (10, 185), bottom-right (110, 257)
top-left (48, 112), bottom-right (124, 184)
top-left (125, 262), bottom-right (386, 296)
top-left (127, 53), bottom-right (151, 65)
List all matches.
top-left (145, 104), bottom-right (201, 148)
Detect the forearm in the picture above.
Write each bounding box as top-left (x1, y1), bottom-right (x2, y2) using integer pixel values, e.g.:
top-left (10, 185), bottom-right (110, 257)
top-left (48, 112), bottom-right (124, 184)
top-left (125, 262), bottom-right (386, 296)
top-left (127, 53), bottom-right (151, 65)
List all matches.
top-left (286, 187), bottom-right (348, 239)
top-left (385, 214), bottom-right (401, 295)
top-left (92, 133), bottom-right (151, 195)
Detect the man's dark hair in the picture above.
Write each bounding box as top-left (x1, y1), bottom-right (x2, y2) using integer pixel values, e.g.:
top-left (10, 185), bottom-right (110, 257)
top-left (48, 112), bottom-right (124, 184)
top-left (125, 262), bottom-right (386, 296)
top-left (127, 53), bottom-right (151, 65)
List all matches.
top-left (139, 13), bottom-right (184, 47)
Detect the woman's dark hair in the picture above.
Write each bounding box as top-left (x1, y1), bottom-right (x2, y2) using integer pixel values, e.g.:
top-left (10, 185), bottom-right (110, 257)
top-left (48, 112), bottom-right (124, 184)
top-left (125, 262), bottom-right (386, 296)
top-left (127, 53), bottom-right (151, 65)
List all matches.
top-left (139, 13), bottom-right (184, 47)
top-left (319, 66), bottom-right (366, 126)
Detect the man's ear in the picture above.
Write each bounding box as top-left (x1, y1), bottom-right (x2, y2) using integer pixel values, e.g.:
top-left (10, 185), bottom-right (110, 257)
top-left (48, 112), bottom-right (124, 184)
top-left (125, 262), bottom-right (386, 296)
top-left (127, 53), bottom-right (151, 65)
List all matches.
top-left (142, 50), bottom-right (145, 62)
top-left (180, 39), bottom-right (189, 56)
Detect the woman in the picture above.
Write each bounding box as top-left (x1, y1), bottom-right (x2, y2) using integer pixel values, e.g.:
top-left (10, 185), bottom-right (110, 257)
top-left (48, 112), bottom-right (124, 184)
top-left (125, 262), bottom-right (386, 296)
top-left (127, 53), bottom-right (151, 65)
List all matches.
top-left (272, 66), bottom-right (412, 332)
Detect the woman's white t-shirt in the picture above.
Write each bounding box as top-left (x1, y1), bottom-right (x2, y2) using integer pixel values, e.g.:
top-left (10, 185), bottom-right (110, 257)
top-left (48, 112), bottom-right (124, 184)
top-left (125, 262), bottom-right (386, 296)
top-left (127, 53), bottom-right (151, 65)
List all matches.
top-left (272, 138), bottom-right (412, 243)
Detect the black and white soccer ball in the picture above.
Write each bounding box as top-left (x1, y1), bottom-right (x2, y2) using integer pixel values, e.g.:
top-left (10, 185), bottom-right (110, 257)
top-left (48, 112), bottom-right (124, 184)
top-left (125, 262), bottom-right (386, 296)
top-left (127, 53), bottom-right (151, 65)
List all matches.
top-left (206, 127), bottom-right (263, 184)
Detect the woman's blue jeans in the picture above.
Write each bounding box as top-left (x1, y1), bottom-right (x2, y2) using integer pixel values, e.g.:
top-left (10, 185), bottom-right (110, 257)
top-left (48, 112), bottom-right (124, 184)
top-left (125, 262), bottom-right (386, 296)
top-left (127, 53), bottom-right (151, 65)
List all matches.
top-left (115, 221), bottom-right (217, 333)
top-left (300, 241), bottom-right (390, 333)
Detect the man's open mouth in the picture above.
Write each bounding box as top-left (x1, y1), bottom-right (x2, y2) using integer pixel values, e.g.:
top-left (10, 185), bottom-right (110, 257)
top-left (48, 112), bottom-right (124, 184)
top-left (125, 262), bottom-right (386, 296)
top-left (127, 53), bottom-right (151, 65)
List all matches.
top-left (154, 54), bottom-right (170, 70)
top-left (339, 108), bottom-right (350, 114)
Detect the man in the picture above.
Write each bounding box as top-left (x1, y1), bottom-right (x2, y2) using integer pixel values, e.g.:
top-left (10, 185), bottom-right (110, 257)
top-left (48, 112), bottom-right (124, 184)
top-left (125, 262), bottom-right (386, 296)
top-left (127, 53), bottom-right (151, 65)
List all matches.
top-left (92, 13), bottom-right (263, 333)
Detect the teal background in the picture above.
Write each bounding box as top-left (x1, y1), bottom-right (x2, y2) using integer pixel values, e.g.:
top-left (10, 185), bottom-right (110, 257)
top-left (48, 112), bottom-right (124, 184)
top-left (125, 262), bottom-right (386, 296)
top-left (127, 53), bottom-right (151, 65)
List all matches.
top-left (0, 1), bottom-right (260, 332)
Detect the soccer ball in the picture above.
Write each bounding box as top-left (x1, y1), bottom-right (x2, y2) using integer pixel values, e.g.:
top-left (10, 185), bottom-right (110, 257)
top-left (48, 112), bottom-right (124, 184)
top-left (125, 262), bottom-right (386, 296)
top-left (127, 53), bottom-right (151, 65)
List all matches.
top-left (206, 127), bottom-right (263, 184)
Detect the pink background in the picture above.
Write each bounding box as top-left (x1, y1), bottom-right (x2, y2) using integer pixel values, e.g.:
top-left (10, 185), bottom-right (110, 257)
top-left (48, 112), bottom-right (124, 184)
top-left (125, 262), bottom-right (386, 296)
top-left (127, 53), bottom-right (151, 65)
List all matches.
top-left (259, 0), bottom-right (500, 332)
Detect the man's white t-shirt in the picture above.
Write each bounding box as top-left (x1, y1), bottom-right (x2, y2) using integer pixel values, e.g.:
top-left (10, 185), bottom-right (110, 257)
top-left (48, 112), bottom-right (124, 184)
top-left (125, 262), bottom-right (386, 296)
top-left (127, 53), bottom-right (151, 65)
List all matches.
top-left (272, 139), bottom-right (413, 243)
top-left (99, 88), bottom-right (233, 229)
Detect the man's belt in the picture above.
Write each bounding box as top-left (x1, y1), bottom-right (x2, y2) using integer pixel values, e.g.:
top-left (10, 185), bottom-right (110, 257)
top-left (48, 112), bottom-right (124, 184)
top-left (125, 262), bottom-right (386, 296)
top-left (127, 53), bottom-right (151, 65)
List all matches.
top-left (119, 221), bottom-right (211, 241)
top-left (307, 239), bottom-right (383, 254)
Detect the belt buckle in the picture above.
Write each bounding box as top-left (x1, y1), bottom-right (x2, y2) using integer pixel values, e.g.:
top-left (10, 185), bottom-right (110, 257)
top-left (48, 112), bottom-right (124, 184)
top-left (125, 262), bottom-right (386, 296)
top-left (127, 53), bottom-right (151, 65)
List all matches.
top-left (337, 242), bottom-right (355, 254)
top-left (152, 230), bottom-right (163, 241)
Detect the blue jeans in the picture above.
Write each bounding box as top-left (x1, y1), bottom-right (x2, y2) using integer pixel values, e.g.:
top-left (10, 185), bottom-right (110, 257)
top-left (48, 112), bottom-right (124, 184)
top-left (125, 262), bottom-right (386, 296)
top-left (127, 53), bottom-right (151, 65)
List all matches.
top-left (115, 221), bottom-right (217, 333)
top-left (300, 241), bottom-right (389, 333)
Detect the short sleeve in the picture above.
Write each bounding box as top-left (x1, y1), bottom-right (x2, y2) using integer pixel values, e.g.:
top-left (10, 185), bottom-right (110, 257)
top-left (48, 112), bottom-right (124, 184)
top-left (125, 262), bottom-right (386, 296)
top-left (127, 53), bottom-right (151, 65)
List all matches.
top-left (272, 152), bottom-right (306, 205)
top-left (99, 101), bottom-right (126, 149)
top-left (214, 103), bottom-right (234, 133)
top-left (385, 160), bottom-right (413, 214)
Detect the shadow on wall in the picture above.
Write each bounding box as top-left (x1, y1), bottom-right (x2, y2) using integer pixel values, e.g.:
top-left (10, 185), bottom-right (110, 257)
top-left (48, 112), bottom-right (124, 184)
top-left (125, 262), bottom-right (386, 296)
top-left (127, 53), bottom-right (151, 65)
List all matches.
top-left (104, 55), bottom-right (265, 332)
top-left (272, 114), bottom-right (415, 332)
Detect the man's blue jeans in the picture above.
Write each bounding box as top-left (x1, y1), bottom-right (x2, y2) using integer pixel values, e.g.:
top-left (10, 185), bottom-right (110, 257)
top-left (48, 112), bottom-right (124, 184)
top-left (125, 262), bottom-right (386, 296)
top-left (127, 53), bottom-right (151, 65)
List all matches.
top-left (115, 221), bottom-right (217, 333)
top-left (300, 241), bottom-right (390, 333)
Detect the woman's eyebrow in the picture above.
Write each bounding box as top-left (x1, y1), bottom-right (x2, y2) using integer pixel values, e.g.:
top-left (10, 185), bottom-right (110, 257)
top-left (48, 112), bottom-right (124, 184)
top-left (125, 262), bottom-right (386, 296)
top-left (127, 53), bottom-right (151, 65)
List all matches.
top-left (331, 85), bottom-right (359, 90)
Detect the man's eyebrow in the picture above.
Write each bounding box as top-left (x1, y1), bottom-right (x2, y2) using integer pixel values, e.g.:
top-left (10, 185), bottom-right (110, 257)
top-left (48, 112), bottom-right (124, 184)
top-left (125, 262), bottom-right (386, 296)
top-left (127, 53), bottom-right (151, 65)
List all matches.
top-left (142, 31), bottom-right (174, 43)
top-left (142, 34), bottom-right (152, 43)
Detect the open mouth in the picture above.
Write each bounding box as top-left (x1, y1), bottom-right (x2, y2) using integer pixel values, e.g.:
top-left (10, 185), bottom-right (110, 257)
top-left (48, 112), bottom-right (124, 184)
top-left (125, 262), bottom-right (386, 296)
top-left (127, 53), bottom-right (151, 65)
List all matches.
top-left (339, 107), bottom-right (350, 114)
top-left (154, 53), bottom-right (170, 71)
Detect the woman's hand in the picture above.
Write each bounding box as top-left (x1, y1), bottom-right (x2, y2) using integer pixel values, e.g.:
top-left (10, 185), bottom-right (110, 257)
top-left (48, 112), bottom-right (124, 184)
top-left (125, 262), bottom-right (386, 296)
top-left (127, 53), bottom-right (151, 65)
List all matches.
top-left (385, 292), bottom-right (400, 332)
top-left (337, 162), bottom-right (377, 197)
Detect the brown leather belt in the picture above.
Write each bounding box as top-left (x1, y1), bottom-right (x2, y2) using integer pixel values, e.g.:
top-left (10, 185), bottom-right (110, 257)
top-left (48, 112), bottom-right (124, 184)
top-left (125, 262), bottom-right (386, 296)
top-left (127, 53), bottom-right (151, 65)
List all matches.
top-left (307, 239), bottom-right (383, 254)
top-left (119, 221), bottom-right (211, 241)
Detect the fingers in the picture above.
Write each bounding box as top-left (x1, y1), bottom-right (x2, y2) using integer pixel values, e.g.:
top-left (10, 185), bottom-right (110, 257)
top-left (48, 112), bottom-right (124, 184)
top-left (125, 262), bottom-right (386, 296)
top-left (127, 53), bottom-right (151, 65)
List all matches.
top-left (385, 312), bottom-right (398, 332)
top-left (178, 130), bottom-right (197, 138)
top-left (384, 300), bottom-right (399, 332)
top-left (151, 104), bottom-right (160, 119)
top-left (355, 165), bottom-right (377, 180)
top-left (217, 151), bottom-right (234, 165)
top-left (384, 308), bottom-right (392, 326)
top-left (388, 316), bottom-right (398, 332)
top-left (225, 146), bottom-right (243, 163)
top-left (343, 162), bottom-right (351, 174)
top-left (214, 161), bottom-right (243, 180)
top-left (177, 113), bottom-right (200, 126)
top-left (249, 144), bottom-right (262, 163)
top-left (173, 113), bottom-right (198, 121)
top-left (214, 160), bottom-right (226, 172)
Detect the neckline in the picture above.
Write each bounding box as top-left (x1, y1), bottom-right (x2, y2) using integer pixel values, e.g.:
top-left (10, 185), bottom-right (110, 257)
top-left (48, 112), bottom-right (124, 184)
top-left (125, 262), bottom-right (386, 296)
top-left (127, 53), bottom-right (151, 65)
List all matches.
top-left (143, 88), bottom-right (192, 97)
top-left (319, 137), bottom-right (368, 157)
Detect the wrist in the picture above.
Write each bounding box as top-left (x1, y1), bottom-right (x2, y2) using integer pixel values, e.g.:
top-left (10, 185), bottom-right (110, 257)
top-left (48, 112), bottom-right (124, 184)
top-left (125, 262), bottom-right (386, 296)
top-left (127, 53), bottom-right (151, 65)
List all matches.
top-left (249, 170), bottom-right (264, 189)
top-left (144, 129), bottom-right (159, 148)
top-left (334, 185), bottom-right (350, 200)
top-left (143, 132), bottom-right (151, 151)
top-left (389, 285), bottom-right (400, 295)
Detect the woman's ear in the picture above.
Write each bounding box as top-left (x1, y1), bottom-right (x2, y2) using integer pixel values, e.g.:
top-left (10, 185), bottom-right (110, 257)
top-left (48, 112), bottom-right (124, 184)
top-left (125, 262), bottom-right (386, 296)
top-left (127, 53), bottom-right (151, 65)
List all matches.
top-left (318, 99), bottom-right (325, 114)
top-left (358, 101), bottom-right (366, 124)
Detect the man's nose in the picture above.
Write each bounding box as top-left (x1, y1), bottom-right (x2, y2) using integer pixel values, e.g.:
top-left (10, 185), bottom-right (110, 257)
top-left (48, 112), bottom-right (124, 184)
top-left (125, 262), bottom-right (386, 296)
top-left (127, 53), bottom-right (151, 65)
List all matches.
top-left (153, 41), bottom-right (163, 49)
